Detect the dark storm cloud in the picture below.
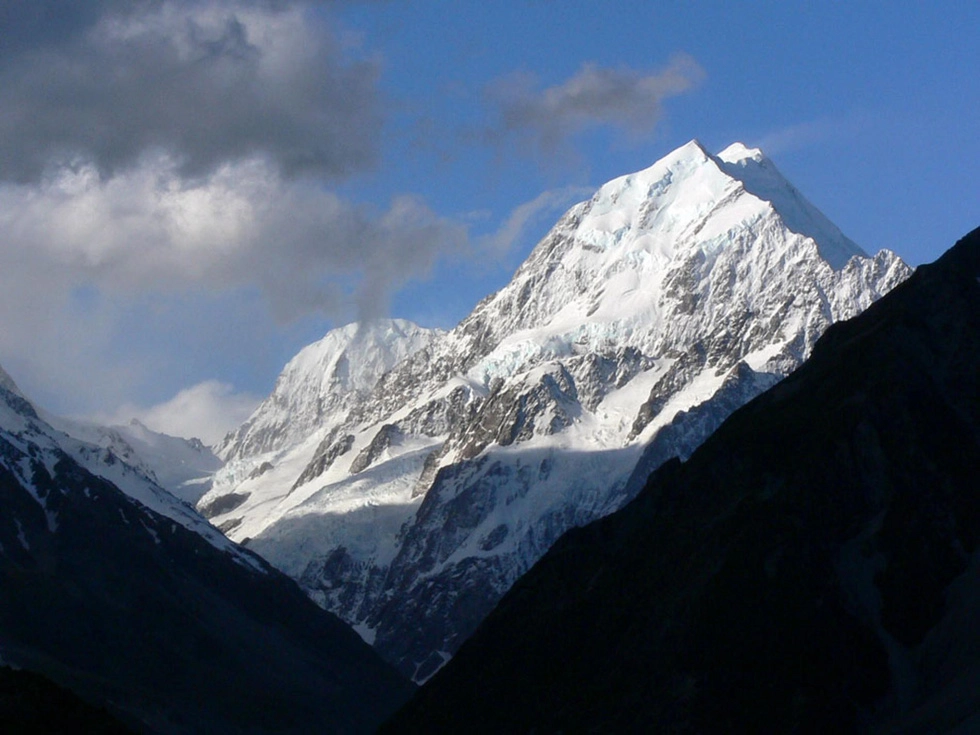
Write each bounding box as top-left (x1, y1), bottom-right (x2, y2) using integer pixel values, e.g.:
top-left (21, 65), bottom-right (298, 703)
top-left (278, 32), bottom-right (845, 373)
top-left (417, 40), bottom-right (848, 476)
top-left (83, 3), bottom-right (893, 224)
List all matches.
top-left (0, 0), bottom-right (139, 54)
top-left (0, 0), bottom-right (380, 183)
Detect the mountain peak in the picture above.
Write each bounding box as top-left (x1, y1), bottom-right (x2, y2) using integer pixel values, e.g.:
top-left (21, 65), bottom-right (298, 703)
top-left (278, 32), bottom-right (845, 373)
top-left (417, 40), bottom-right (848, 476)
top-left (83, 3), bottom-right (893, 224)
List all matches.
top-left (204, 140), bottom-right (911, 683)
top-left (384, 228), bottom-right (975, 733)
top-left (711, 141), bottom-right (867, 269)
top-left (673, 137), bottom-right (712, 160)
top-left (598, 139), bottom-right (867, 270)
top-left (215, 317), bottom-right (442, 460)
top-left (0, 362), bottom-right (38, 421)
top-left (0, 362), bottom-right (24, 397)
top-left (493, 138), bottom-right (876, 357)
top-left (716, 141), bottom-right (765, 164)
top-left (277, 318), bottom-right (441, 399)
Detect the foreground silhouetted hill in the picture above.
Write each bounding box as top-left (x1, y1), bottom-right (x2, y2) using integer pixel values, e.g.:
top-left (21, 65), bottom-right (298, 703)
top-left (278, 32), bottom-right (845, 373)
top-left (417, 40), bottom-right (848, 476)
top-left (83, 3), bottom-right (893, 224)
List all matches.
top-left (386, 226), bottom-right (980, 733)
top-left (0, 666), bottom-right (133, 733)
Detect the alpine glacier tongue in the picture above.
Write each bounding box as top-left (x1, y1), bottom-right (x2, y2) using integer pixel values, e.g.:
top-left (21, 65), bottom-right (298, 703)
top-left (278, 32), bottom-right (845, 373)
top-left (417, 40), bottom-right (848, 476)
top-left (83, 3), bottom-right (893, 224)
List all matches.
top-left (202, 140), bottom-right (912, 682)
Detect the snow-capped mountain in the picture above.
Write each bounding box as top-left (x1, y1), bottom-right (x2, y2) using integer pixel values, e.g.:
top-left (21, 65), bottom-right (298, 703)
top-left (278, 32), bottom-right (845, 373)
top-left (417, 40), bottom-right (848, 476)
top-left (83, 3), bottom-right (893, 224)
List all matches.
top-left (0, 361), bottom-right (414, 732)
top-left (0, 364), bottom-right (251, 564)
top-left (202, 318), bottom-right (442, 530)
top-left (386, 227), bottom-right (980, 733)
top-left (216, 319), bottom-right (442, 463)
top-left (201, 140), bottom-right (911, 681)
top-left (45, 414), bottom-right (221, 505)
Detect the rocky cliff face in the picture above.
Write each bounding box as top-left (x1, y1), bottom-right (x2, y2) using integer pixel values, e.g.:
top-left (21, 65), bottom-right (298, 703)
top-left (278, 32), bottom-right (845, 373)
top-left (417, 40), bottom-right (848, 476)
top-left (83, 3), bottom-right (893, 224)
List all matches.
top-left (201, 140), bottom-right (911, 680)
top-left (385, 227), bottom-right (980, 733)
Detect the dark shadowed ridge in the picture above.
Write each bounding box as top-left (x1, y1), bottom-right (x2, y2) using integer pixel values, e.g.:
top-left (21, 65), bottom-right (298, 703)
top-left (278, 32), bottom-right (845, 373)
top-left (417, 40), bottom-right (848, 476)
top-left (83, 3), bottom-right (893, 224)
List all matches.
top-left (384, 226), bottom-right (980, 733)
top-left (0, 666), bottom-right (133, 733)
top-left (0, 374), bottom-right (414, 733)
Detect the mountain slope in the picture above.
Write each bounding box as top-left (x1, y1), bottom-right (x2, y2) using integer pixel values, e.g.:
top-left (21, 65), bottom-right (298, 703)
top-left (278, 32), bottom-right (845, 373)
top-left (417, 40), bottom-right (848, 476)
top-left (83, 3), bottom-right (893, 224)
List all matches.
top-left (385, 227), bottom-right (980, 733)
top-left (28, 407), bottom-right (250, 563)
top-left (215, 319), bottom-right (442, 463)
top-left (0, 666), bottom-right (133, 733)
top-left (45, 415), bottom-right (221, 505)
top-left (0, 367), bottom-right (414, 733)
top-left (203, 140), bottom-right (911, 680)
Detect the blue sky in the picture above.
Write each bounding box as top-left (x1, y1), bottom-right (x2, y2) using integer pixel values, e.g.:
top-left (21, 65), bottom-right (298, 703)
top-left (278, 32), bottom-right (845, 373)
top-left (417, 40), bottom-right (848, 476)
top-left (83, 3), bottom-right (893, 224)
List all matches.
top-left (0, 1), bottom-right (976, 442)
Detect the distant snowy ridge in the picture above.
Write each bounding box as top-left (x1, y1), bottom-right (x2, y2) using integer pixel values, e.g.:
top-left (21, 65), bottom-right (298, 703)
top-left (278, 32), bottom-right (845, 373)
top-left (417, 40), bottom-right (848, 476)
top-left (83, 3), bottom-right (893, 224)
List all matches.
top-left (45, 414), bottom-right (221, 505)
top-left (215, 319), bottom-right (443, 463)
top-left (0, 364), bottom-right (255, 567)
top-left (201, 140), bottom-right (911, 681)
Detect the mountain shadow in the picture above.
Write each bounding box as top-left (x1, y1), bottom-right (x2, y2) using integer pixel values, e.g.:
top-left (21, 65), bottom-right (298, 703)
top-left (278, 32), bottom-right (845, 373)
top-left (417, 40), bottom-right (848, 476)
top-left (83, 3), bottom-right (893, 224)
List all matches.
top-left (384, 226), bottom-right (980, 733)
top-left (0, 666), bottom-right (133, 733)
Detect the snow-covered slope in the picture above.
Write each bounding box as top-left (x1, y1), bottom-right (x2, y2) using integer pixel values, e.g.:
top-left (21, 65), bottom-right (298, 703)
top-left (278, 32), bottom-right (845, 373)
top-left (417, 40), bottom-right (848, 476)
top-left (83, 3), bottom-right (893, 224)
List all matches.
top-left (203, 140), bottom-right (912, 681)
top-left (0, 364), bottom-right (248, 562)
top-left (45, 415), bottom-right (221, 505)
top-left (215, 319), bottom-right (442, 463)
top-left (0, 363), bottom-right (414, 732)
top-left (201, 318), bottom-right (442, 534)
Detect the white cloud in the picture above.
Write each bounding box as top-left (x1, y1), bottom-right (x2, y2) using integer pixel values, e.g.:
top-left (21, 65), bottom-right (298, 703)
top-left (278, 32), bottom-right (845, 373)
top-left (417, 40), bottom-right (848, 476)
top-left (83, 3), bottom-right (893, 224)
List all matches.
top-left (753, 115), bottom-right (868, 156)
top-left (486, 55), bottom-right (705, 159)
top-left (98, 380), bottom-right (262, 445)
top-left (0, 153), bottom-right (468, 319)
top-left (479, 186), bottom-right (594, 257)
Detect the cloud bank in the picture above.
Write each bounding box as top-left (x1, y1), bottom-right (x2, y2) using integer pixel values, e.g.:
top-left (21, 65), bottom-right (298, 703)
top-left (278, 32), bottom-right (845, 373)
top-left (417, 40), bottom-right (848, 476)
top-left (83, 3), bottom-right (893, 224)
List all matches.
top-left (0, 0), bottom-right (471, 435)
top-left (0, 155), bottom-right (467, 321)
top-left (0, 0), bottom-right (379, 183)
